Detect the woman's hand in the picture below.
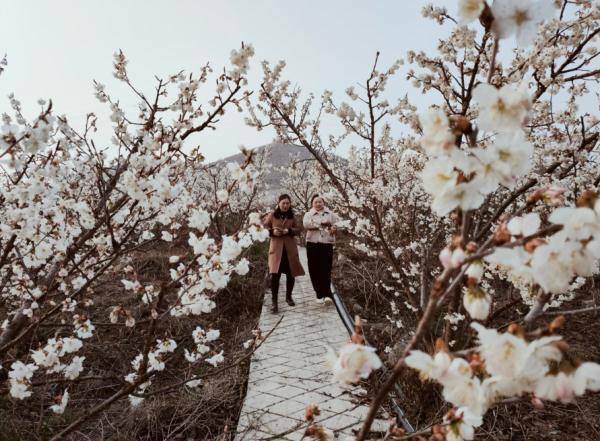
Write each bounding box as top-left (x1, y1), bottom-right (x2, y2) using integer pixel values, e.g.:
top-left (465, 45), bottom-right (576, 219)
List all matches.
top-left (273, 228), bottom-right (283, 237)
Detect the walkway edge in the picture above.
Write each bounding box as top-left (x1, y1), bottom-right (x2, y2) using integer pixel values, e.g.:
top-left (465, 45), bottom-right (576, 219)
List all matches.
top-left (330, 283), bottom-right (415, 434)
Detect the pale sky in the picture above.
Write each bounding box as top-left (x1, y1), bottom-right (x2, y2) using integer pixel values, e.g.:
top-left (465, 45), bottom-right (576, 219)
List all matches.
top-left (1, 0), bottom-right (456, 161)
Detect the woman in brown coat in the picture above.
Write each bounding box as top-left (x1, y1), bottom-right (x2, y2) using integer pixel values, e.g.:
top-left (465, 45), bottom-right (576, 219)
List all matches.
top-left (262, 194), bottom-right (305, 313)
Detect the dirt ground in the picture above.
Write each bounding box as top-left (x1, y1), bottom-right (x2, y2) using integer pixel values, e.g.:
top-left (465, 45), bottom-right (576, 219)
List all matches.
top-left (332, 241), bottom-right (600, 441)
top-left (0, 241), bottom-right (268, 441)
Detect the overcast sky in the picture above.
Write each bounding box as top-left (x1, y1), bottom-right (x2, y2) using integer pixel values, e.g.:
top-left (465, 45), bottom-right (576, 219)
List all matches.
top-left (2, 0), bottom-right (460, 161)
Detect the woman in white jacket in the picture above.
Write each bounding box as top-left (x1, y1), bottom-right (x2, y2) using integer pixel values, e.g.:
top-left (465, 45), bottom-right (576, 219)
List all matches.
top-left (303, 195), bottom-right (339, 303)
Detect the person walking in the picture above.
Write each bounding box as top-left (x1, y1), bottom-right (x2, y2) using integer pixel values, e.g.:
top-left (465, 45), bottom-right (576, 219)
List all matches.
top-left (303, 195), bottom-right (339, 304)
top-left (262, 194), bottom-right (305, 313)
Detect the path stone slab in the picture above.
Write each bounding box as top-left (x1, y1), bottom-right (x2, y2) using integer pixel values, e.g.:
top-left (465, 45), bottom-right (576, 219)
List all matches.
top-left (235, 248), bottom-right (387, 440)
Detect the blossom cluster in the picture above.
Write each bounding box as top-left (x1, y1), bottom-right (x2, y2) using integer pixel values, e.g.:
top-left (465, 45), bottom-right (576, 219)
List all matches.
top-left (0, 43), bottom-right (269, 426)
top-left (406, 322), bottom-right (600, 439)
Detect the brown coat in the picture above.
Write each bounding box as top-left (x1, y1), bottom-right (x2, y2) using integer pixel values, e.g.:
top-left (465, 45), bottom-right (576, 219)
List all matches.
top-left (263, 212), bottom-right (305, 277)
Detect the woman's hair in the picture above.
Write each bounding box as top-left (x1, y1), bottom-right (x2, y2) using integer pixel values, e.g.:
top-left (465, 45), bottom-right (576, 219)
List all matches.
top-left (278, 193), bottom-right (292, 203)
top-left (274, 193), bottom-right (294, 219)
top-left (310, 194), bottom-right (323, 205)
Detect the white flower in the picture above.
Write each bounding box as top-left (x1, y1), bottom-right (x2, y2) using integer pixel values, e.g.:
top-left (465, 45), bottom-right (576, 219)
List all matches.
top-left (226, 162), bottom-right (246, 180)
top-left (60, 337), bottom-right (83, 355)
top-left (141, 230), bottom-right (154, 240)
top-left (189, 209), bottom-right (211, 231)
top-left (433, 181), bottom-right (485, 216)
top-left (463, 286), bottom-right (491, 320)
top-left (9, 360), bottom-right (38, 380)
top-left (326, 343), bottom-right (383, 384)
top-left (533, 362), bottom-right (600, 403)
top-left (531, 240), bottom-right (577, 294)
top-left (421, 160), bottom-right (458, 197)
top-left (405, 350), bottom-right (451, 381)
top-left (458, 0), bottom-right (485, 24)
top-left (205, 329), bottom-right (220, 342)
top-left (184, 349), bottom-right (202, 363)
top-left (188, 232), bottom-right (214, 256)
top-left (574, 362), bottom-right (600, 394)
top-left (186, 378), bottom-right (203, 388)
top-left (161, 231), bottom-right (173, 242)
top-left (507, 213), bottom-right (540, 237)
top-left (217, 189), bottom-right (229, 203)
top-left (74, 318), bottom-right (95, 339)
top-left (148, 352), bottom-right (165, 372)
top-left (472, 83), bottom-right (530, 132)
top-left (473, 132), bottom-right (534, 188)
top-left (129, 394), bottom-right (144, 407)
top-left (220, 236), bottom-right (242, 261)
top-left (445, 407), bottom-right (483, 441)
top-left (235, 258), bottom-right (250, 275)
top-left (549, 207), bottom-right (597, 241)
top-left (419, 108), bottom-right (455, 155)
top-left (50, 390), bottom-right (69, 414)
top-left (535, 371), bottom-right (578, 402)
top-left (63, 356), bottom-right (85, 380)
top-left (440, 247), bottom-right (466, 270)
top-left (485, 246), bottom-right (534, 283)
top-left (9, 381), bottom-right (32, 399)
top-left (443, 374), bottom-right (487, 415)
top-left (121, 279), bottom-right (142, 292)
top-left (31, 347), bottom-right (60, 368)
top-left (491, 0), bottom-right (556, 46)
top-left (196, 344), bottom-right (211, 354)
top-left (465, 261), bottom-right (484, 281)
top-left (155, 339), bottom-right (177, 353)
top-left (206, 351), bottom-right (224, 367)
top-left (471, 323), bottom-right (527, 378)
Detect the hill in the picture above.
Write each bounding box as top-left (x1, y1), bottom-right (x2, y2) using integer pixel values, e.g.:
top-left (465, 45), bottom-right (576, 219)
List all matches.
top-left (216, 142), bottom-right (315, 199)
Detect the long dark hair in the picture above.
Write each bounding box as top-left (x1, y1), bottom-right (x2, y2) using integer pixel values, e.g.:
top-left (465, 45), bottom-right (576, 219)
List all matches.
top-left (274, 193), bottom-right (294, 219)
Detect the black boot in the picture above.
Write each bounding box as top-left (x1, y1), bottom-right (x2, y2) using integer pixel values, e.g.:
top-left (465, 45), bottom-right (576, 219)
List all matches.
top-left (285, 293), bottom-right (295, 307)
top-left (285, 275), bottom-right (295, 306)
top-left (270, 274), bottom-right (279, 314)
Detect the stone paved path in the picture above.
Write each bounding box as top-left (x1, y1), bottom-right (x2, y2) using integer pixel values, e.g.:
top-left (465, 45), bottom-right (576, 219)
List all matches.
top-left (235, 248), bottom-right (388, 440)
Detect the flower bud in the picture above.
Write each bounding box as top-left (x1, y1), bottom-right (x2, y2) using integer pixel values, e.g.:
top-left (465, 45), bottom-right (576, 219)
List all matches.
top-left (524, 237), bottom-right (546, 253)
top-left (305, 404), bottom-right (320, 421)
top-left (548, 315), bottom-right (565, 332)
top-left (576, 189), bottom-right (598, 209)
top-left (508, 323), bottom-right (524, 337)
top-left (494, 223), bottom-right (511, 244)
top-left (463, 286), bottom-right (491, 320)
top-left (532, 396), bottom-right (544, 410)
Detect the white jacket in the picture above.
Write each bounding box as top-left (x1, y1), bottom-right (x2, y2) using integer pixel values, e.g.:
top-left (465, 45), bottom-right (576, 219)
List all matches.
top-left (303, 208), bottom-right (340, 244)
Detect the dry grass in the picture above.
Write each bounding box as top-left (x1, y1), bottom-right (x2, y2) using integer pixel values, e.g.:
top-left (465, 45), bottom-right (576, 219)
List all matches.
top-left (0, 240), bottom-right (268, 441)
top-left (332, 238), bottom-right (600, 440)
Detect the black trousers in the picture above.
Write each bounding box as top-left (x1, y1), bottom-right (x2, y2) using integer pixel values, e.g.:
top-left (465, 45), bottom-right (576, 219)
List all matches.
top-left (271, 246), bottom-right (294, 301)
top-left (306, 242), bottom-right (333, 299)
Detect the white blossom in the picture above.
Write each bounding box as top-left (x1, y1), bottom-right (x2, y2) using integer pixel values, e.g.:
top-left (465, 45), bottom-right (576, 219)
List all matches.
top-left (458, 0), bottom-right (485, 24)
top-left (326, 343), bottom-right (383, 384)
top-left (491, 0), bottom-right (556, 46)
top-left (472, 83), bottom-right (530, 133)
top-left (50, 390), bottom-right (69, 414)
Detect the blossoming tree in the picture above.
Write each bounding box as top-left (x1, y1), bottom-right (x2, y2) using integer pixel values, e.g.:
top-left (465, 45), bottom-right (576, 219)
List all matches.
top-left (249, 0), bottom-right (600, 439)
top-left (0, 44), bottom-right (271, 439)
